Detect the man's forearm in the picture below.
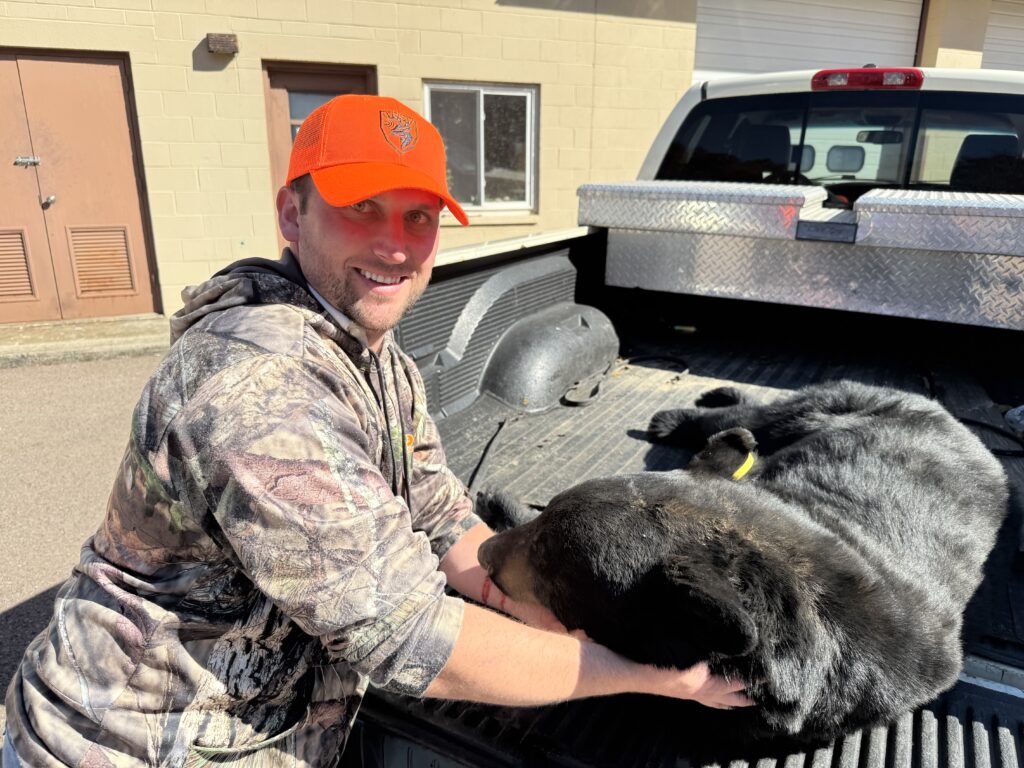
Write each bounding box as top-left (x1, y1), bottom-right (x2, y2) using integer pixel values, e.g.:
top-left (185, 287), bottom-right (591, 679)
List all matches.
top-left (439, 522), bottom-right (563, 628)
top-left (439, 522), bottom-right (496, 605)
top-left (424, 603), bottom-right (638, 706)
top-left (433, 529), bottom-right (753, 710)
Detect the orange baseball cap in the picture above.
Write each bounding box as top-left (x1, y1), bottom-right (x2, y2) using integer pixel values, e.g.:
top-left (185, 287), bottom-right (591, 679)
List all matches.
top-left (287, 94), bottom-right (469, 225)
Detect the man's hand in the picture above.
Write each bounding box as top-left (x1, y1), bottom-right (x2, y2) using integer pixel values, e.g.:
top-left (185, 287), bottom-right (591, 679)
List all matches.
top-left (637, 660), bottom-right (753, 710)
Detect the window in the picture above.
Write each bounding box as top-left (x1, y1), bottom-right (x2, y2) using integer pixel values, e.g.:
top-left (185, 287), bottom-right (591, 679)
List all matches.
top-left (657, 89), bottom-right (1024, 205)
top-left (910, 93), bottom-right (1024, 193)
top-left (656, 93), bottom-right (807, 184)
top-left (425, 83), bottom-right (538, 212)
top-left (285, 91), bottom-right (337, 140)
top-left (801, 93), bottom-right (917, 184)
top-left (657, 92), bottom-right (919, 186)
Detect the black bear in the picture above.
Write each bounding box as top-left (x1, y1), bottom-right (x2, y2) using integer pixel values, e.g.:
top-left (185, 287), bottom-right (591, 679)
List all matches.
top-left (476, 381), bottom-right (1008, 740)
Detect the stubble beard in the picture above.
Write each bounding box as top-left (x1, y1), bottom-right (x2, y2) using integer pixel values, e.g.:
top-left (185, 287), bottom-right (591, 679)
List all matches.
top-left (317, 268), bottom-right (428, 336)
top-left (297, 228), bottom-right (434, 339)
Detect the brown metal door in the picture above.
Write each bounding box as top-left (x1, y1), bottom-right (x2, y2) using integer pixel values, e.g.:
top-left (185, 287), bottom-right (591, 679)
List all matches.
top-left (0, 55), bottom-right (62, 323)
top-left (18, 55), bottom-right (156, 320)
top-left (0, 54), bottom-right (156, 323)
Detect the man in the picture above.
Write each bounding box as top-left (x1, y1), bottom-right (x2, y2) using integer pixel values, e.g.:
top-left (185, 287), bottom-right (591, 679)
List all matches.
top-left (3, 95), bottom-right (748, 766)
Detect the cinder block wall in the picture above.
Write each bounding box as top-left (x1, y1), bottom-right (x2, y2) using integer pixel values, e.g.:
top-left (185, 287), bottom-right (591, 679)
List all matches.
top-left (0, 1), bottom-right (698, 315)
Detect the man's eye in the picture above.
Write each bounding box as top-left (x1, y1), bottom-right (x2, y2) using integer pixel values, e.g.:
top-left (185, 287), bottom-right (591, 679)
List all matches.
top-left (350, 201), bottom-right (370, 213)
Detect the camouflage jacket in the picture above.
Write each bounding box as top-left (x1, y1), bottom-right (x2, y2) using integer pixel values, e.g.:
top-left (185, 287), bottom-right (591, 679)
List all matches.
top-left (4, 252), bottom-right (479, 767)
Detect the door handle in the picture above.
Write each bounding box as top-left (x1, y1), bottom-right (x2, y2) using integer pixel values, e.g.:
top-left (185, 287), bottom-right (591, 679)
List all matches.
top-left (14, 156), bottom-right (41, 167)
top-left (41, 194), bottom-right (56, 209)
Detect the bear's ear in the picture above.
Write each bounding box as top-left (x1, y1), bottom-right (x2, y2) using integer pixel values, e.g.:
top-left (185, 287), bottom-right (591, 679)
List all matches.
top-left (659, 553), bottom-right (758, 658)
top-left (687, 427), bottom-right (758, 481)
top-left (475, 488), bottom-right (540, 531)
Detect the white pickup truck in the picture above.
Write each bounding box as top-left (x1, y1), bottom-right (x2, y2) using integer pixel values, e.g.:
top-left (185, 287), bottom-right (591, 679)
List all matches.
top-left (586, 66), bottom-right (1024, 331)
top-left (345, 68), bottom-right (1024, 768)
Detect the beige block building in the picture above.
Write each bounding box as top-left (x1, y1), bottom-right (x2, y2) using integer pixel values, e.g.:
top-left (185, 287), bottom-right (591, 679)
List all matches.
top-left (0, 0), bottom-right (1018, 321)
top-left (0, 0), bottom-right (698, 320)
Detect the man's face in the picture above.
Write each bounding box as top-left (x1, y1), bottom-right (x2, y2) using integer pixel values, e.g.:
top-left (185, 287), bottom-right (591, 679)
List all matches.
top-left (278, 181), bottom-right (442, 350)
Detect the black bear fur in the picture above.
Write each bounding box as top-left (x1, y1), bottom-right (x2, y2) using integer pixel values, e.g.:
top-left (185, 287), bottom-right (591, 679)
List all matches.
top-left (476, 381), bottom-right (1008, 740)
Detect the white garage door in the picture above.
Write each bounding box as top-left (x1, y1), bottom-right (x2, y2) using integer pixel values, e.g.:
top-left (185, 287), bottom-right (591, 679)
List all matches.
top-left (695, 0), bottom-right (924, 82)
top-left (983, 1), bottom-right (1024, 70)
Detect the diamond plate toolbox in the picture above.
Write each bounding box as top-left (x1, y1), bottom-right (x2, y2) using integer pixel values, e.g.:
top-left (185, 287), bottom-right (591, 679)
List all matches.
top-left (578, 182), bottom-right (1024, 331)
top-left (577, 181), bottom-right (827, 239)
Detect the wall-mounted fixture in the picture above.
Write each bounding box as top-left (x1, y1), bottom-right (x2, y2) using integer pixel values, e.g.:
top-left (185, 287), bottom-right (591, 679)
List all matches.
top-left (206, 33), bottom-right (239, 55)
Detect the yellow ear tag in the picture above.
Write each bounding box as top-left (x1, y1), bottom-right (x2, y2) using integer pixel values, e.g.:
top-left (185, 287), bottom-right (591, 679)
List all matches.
top-left (732, 452), bottom-right (755, 481)
top-left (405, 433), bottom-right (414, 448)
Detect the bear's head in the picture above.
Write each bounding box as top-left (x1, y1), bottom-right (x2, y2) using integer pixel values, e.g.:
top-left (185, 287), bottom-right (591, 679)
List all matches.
top-left (477, 467), bottom-right (769, 671)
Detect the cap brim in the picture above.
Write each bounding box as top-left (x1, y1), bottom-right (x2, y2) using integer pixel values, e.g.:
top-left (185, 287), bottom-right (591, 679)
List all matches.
top-left (310, 162), bottom-right (469, 226)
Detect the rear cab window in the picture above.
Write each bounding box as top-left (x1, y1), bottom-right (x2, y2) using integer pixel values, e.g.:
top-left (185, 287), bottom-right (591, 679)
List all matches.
top-left (656, 90), bottom-right (1024, 206)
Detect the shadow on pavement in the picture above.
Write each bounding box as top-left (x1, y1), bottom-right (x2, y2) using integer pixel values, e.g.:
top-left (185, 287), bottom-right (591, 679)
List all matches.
top-left (1, 584), bottom-right (59, 701)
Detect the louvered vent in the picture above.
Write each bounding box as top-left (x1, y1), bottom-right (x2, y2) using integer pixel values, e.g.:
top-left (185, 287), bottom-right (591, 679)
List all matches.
top-left (0, 230), bottom-right (34, 299)
top-left (68, 226), bottom-right (135, 295)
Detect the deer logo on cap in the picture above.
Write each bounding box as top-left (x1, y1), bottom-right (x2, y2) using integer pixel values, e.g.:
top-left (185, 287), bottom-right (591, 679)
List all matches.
top-left (380, 111), bottom-right (418, 154)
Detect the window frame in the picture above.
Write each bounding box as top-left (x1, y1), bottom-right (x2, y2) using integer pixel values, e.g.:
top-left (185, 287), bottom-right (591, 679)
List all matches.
top-left (424, 81), bottom-right (539, 214)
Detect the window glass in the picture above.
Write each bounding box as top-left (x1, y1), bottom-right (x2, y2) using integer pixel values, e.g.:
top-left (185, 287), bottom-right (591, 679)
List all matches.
top-left (484, 93), bottom-right (528, 203)
top-left (429, 89), bottom-right (481, 206)
top-left (911, 93), bottom-right (1024, 193)
top-left (826, 146), bottom-right (865, 173)
top-left (288, 92), bottom-right (336, 140)
top-left (427, 83), bottom-right (536, 211)
top-left (796, 145), bottom-right (815, 172)
top-left (656, 93), bottom-right (807, 183)
top-left (657, 91), bottom-right (925, 205)
top-left (802, 92), bottom-right (916, 184)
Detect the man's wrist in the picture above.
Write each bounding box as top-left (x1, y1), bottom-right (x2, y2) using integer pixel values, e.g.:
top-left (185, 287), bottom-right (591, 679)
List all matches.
top-left (480, 575), bottom-right (508, 613)
top-left (577, 641), bottom-right (639, 698)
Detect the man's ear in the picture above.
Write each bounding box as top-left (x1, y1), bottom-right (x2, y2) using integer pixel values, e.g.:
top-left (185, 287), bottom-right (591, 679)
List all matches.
top-left (687, 427), bottom-right (757, 480)
top-left (659, 553), bottom-right (758, 658)
top-left (277, 185), bottom-right (301, 244)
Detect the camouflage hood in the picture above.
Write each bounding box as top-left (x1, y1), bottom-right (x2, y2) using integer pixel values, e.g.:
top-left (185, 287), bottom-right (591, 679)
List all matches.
top-left (169, 248), bottom-right (339, 345)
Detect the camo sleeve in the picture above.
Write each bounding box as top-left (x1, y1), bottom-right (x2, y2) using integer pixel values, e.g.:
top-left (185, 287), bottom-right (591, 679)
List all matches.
top-left (404, 358), bottom-right (481, 561)
top-left (168, 352), bottom-right (464, 696)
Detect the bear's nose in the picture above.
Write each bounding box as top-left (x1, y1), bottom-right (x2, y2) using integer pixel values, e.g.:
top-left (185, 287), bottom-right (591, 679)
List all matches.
top-left (477, 538), bottom-right (496, 573)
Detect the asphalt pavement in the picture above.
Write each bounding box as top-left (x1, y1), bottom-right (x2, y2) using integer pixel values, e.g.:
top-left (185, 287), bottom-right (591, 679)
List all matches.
top-left (0, 352), bottom-right (164, 730)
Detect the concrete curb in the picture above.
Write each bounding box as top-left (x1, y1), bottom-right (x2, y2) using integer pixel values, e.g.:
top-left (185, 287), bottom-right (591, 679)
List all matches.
top-left (0, 314), bottom-right (171, 369)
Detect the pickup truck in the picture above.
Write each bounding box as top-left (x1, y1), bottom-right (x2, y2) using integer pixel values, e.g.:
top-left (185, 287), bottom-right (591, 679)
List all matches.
top-left (347, 67), bottom-right (1024, 767)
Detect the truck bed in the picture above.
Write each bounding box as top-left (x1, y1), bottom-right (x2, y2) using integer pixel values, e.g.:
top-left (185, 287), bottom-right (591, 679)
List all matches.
top-left (355, 240), bottom-right (1024, 767)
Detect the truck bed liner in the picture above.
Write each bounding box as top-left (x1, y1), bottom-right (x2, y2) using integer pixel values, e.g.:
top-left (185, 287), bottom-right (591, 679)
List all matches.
top-left (443, 322), bottom-right (1024, 664)
top-left (359, 682), bottom-right (1024, 768)
top-left (356, 318), bottom-right (1024, 768)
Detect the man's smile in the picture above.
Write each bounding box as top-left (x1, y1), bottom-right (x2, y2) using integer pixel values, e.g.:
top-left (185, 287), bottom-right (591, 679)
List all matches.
top-left (356, 268), bottom-right (409, 288)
